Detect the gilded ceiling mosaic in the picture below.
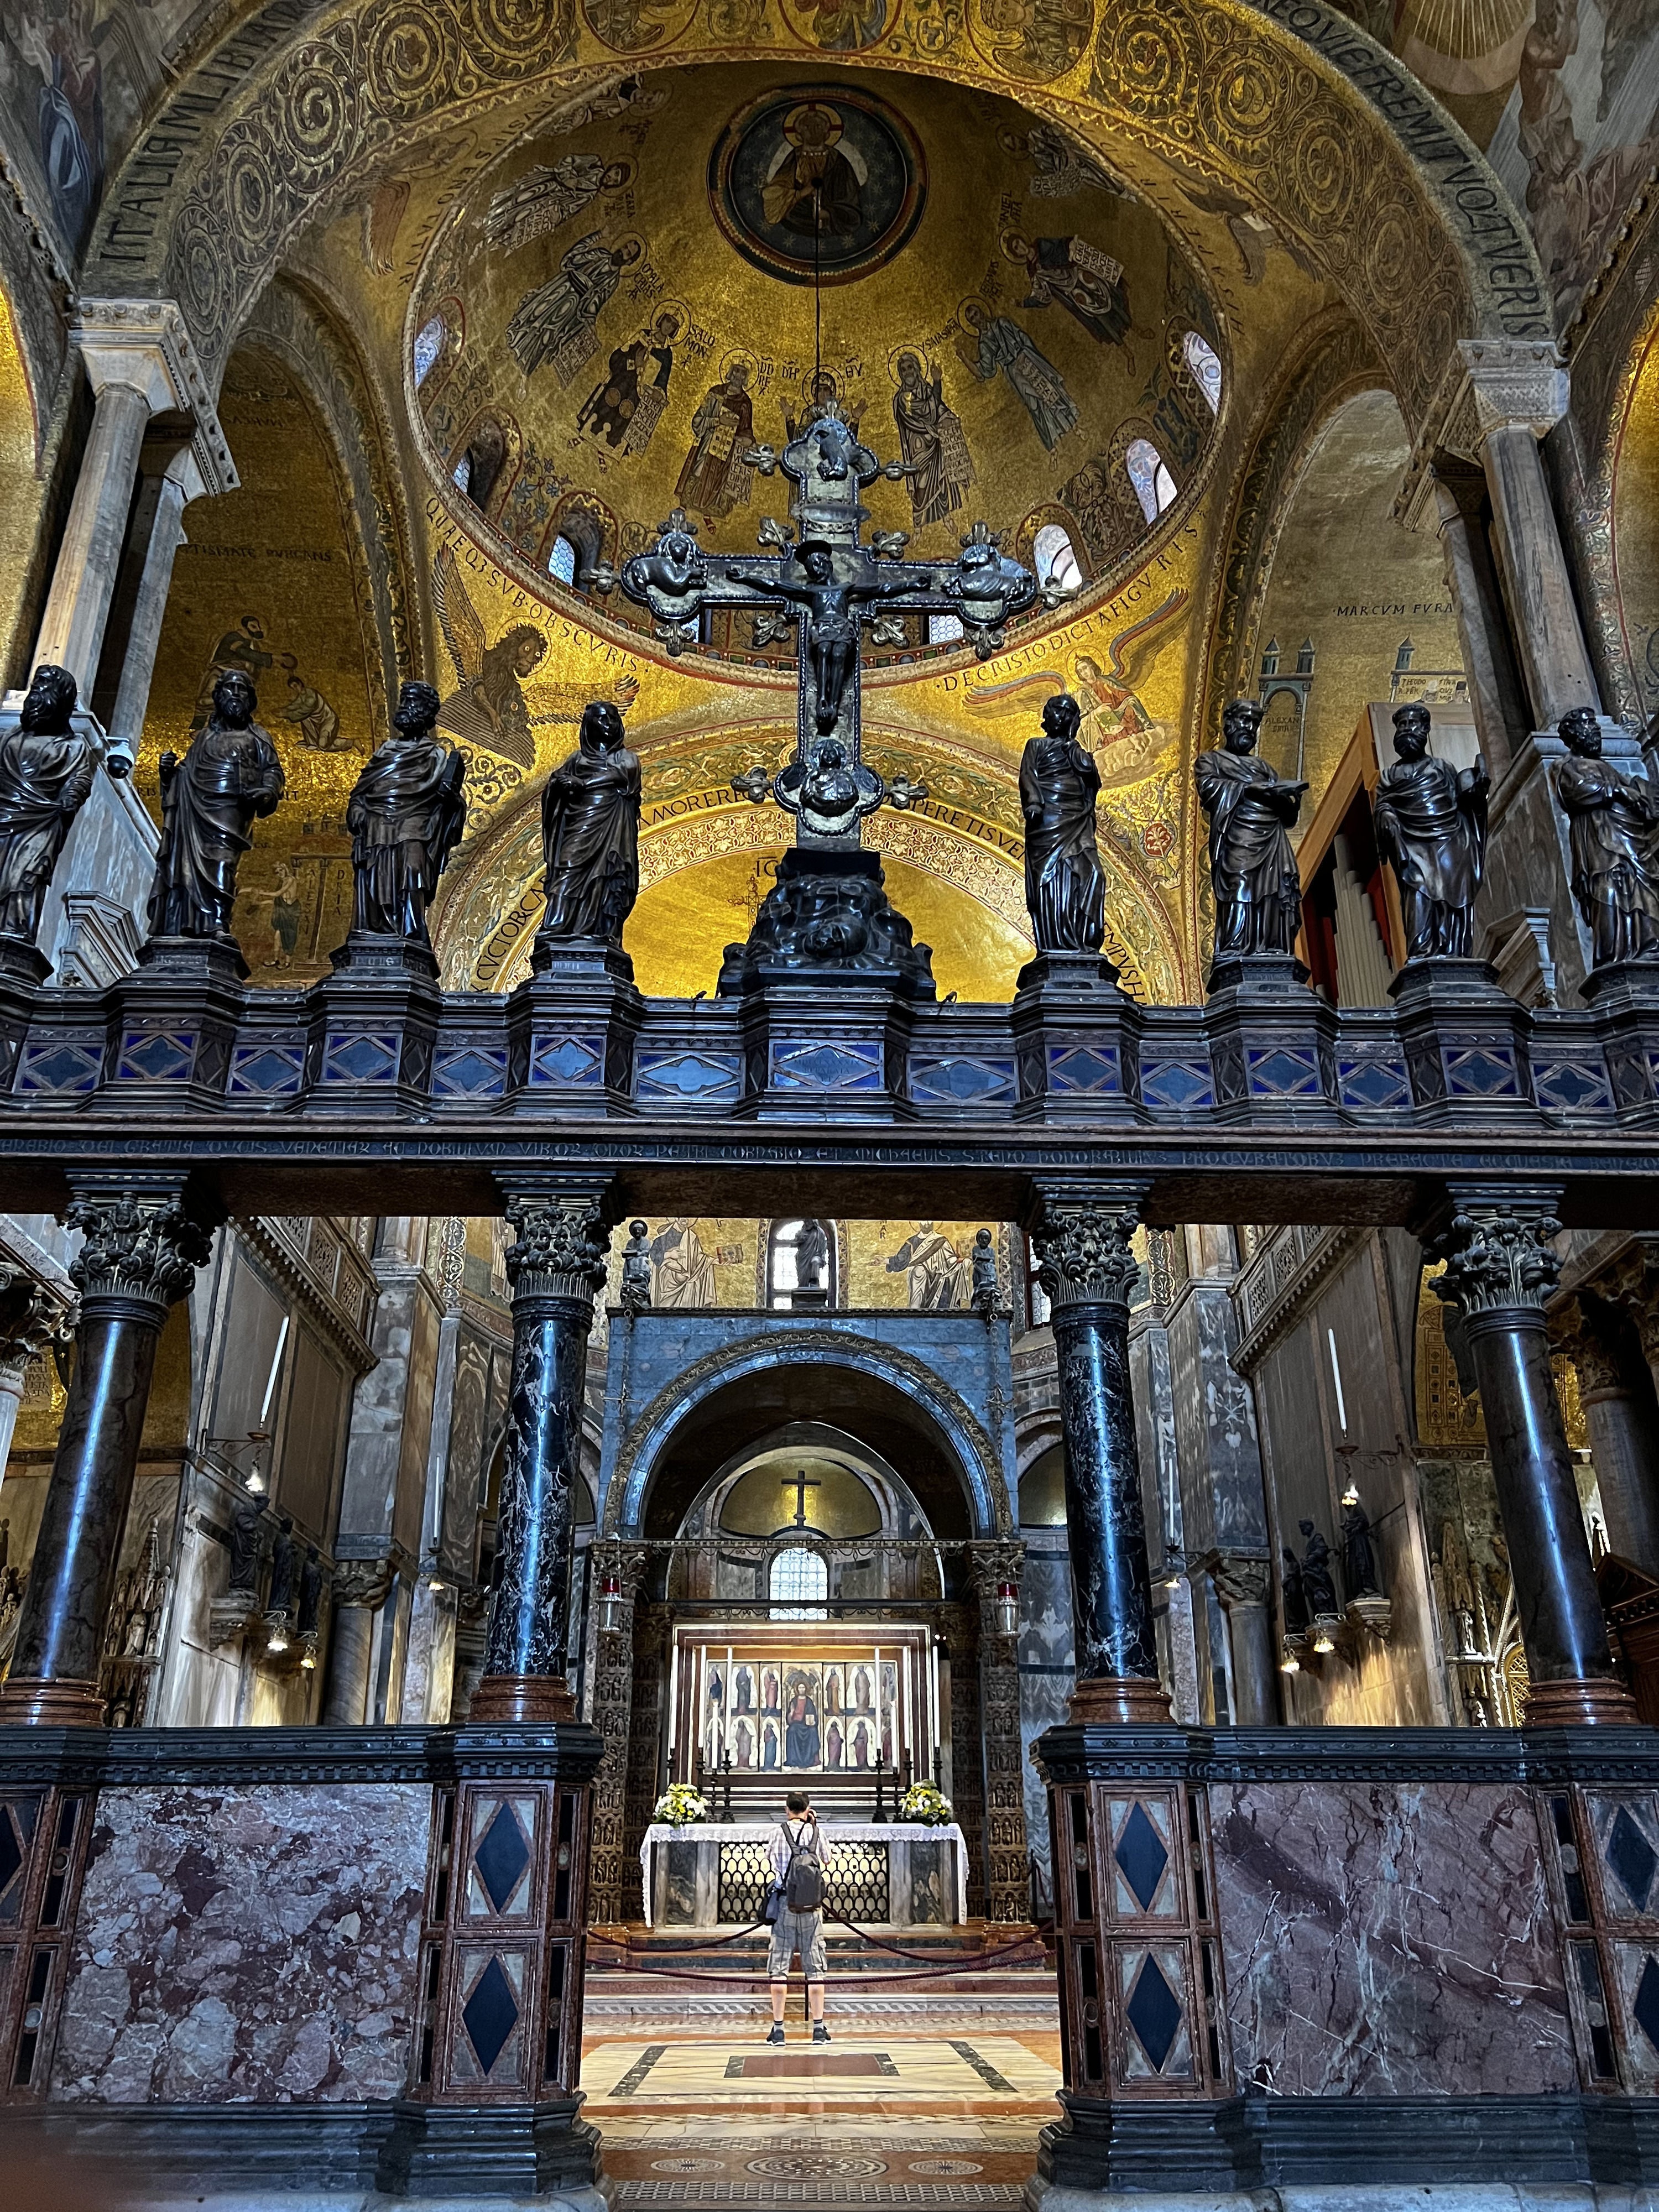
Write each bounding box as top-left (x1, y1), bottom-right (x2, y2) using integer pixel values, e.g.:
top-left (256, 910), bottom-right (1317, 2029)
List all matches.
top-left (407, 62), bottom-right (1222, 621)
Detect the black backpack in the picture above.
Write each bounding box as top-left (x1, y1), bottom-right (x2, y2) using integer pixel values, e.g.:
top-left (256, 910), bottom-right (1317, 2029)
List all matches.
top-left (782, 1819), bottom-right (826, 1912)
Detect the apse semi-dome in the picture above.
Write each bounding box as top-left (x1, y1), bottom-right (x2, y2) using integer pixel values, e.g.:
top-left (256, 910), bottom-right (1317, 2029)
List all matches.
top-left (407, 60), bottom-right (1223, 671)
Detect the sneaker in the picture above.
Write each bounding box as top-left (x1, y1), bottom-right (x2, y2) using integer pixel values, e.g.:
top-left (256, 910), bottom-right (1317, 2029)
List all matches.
top-left (767, 2024), bottom-right (785, 2045)
top-left (812, 2023), bottom-right (831, 2044)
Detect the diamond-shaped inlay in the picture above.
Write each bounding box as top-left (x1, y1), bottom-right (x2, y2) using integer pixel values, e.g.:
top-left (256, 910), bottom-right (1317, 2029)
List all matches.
top-left (229, 1045), bottom-right (304, 1095)
top-left (1048, 1046), bottom-right (1120, 1094)
top-left (1536, 1060), bottom-right (1610, 1112)
top-left (1608, 1805), bottom-right (1658, 1911)
top-left (911, 1056), bottom-right (1014, 1104)
top-left (434, 1047), bottom-right (508, 1098)
top-left (461, 1954), bottom-right (520, 2076)
top-left (1248, 1047), bottom-right (1319, 1098)
top-left (532, 1035), bottom-right (602, 1085)
top-left (1114, 1803), bottom-right (1170, 1912)
top-left (639, 1050), bottom-right (742, 1100)
top-left (324, 1032), bottom-right (398, 1084)
top-left (1124, 1954), bottom-right (1183, 2072)
top-left (0, 1807), bottom-right (22, 1900)
top-left (18, 1042), bottom-right (101, 1093)
top-left (1444, 1046), bottom-right (1518, 1097)
top-left (475, 1803), bottom-right (531, 1913)
top-left (1636, 1957), bottom-right (1659, 2054)
top-left (1339, 1058), bottom-right (1409, 1110)
top-left (1141, 1058), bottom-right (1212, 1109)
top-left (118, 1030), bottom-right (194, 1081)
top-left (773, 1041), bottom-right (880, 1089)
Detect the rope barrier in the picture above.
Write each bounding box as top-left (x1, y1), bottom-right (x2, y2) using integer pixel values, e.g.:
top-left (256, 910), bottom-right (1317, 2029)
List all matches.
top-left (586, 1911), bottom-right (1048, 1984)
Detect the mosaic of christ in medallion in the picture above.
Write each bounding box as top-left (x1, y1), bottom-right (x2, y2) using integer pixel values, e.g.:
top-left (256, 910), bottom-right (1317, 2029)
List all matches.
top-left (709, 85), bottom-right (927, 286)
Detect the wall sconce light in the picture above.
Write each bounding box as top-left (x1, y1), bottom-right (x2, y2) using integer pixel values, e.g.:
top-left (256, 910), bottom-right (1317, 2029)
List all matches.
top-left (267, 1626), bottom-right (289, 1655)
top-left (597, 1574), bottom-right (624, 1636)
top-left (299, 1650), bottom-right (316, 1671)
top-left (1340, 1479), bottom-right (1360, 1508)
top-left (1311, 1620), bottom-right (1338, 1655)
top-left (994, 1582), bottom-right (1019, 1639)
top-left (1280, 1645), bottom-right (1300, 1674)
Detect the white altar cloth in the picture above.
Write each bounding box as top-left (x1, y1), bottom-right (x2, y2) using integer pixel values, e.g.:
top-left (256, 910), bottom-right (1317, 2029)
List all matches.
top-left (639, 1819), bottom-right (968, 1926)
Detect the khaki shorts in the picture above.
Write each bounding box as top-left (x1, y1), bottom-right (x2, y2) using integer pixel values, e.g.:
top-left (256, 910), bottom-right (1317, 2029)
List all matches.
top-left (768, 1906), bottom-right (827, 1979)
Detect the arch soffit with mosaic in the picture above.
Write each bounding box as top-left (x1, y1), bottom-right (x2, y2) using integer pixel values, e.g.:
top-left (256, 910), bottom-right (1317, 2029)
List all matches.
top-left (603, 1328), bottom-right (1011, 1541)
top-left (82, 0), bottom-right (1546, 432)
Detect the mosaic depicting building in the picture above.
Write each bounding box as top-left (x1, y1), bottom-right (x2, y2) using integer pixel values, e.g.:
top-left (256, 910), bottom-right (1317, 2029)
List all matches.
top-left (2, 0), bottom-right (1659, 2202)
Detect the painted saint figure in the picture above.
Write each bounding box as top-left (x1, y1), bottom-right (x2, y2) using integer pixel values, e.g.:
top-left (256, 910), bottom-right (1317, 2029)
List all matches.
top-left (650, 1220), bottom-right (716, 1307)
top-left (891, 351), bottom-right (974, 530)
top-left (1555, 706), bottom-right (1659, 968)
top-left (1194, 698), bottom-right (1306, 958)
top-left (785, 1679), bottom-right (821, 1766)
top-left (538, 700), bottom-right (640, 941)
top-left (1020, 692), bottom-right (1106, 951)
top-left (1372, 703), bottom-right (1489, 959)
top-left (578, 310), bottom-right (681, 453)
top-left (886, 1223), bottom-right (967, 1309)
top-left (345, 681), bottom-right (467, 943)
top-left (1008, 232), bottom-right (1133, 347)
top-left (483, 154), bottom-right (633, 254)
top-left (0, 665), bottom-right (97, 952)
top-left (147, 670), bottom-right (285, 945)
top-left (961, 304), bottom-right (1077, 451)
top-left (507, 232), bottom-right (642, 384)
top-left (761, 102), bottom-right (861, 238)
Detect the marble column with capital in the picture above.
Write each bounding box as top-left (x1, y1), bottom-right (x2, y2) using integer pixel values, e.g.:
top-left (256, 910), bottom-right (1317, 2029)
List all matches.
top-left (1212, 1553), bottom-right (1279, 1725)
top-left (472, 1180), bottom-right (617, 1725)
top-left (1430, 1189), bottom-right (1635, 1725)
top-left (0, 1265), bottom-right (76, 1484)
top-left (1031, 1188), bottom-right (1169, 1724)
top-left (1428, 457), bottom-right (1531, 780)
top-left (1550, 1292), bottom-right (1659, 1579)
top-left (0, 1175), bottom-right (216, 1725)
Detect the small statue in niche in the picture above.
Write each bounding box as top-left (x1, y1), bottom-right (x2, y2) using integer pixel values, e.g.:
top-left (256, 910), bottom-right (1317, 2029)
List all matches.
top-left (1554, 707), bottom-right (1659, 968)
top-left (971, 1228), bottom-right (999, 1318)
top-left (538, 700), bottom-right (641, 942)
top-left (1298, 1519), bottom-right (1339, 1615)
top-left (1195, 698), bottom-right (1306, 958)
top-left (1020, 693), bottom-right (1106, 953)
top-left (796, 1218), bottom-right (829, 1294)
top-left (228, 1498), bottom-right (262, 1595)
top-left (345, 680), bottom-right (467, 942)
top-left (0, 666), bottom-right (98, 953)
top-left (1342, 1500), bottom-right (1380, 1598)
top-left (620, 1219), bottom-right (653, 1313)
top-left (267, 1511), bottom-right (297, 1616)
top-left (1280, 1547), bottom-right (1310, 1637)
top-left (296, 1545), bottom-right (324, 1636)
top-left (1373, 703), bottom-right (1489, 959)
top-left (147, 669), bottom-right (285, 944)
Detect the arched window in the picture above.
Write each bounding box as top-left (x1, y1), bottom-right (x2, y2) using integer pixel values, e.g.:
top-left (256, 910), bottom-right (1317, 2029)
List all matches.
top-left (413, 314), bottom-right (445, 387)
top-left (770, 1546), bottom-right (828, 1619)
top-left (548, 534), bottom-right (578, 585)
top-left (1032, 521), bottom-right (1083, 592)
top-left (1182, 330), bottom-right (1222, 413)
top-left (1125, 437), bottom-right (1177, 524)
top-left (451, 455), bottom-right (472, 495)
top-left (928, 613), bottom-right (963, 646)
top-left (767, 1218), bottom-right (836, 1308)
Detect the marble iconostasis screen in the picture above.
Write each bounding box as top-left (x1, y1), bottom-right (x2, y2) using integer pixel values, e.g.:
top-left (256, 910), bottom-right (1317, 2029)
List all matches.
top-left (671, 1624), bottom-right (933, 1783)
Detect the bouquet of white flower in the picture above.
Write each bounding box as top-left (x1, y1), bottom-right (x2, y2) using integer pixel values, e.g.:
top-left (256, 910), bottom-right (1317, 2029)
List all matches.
top-left (653, 1782), bottom-right (708, 1827)
top-left (900, 1782), bottom-right (953, 1827)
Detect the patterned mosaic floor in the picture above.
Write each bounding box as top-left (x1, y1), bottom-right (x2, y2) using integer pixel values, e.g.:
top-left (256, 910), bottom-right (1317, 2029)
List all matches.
top-left (583, 2029), bottom-right (1063, 2207)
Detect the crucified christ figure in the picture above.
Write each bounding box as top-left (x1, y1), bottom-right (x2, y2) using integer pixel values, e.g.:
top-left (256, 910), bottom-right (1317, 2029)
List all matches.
top-left (750, 539), bottom-right (920, 733)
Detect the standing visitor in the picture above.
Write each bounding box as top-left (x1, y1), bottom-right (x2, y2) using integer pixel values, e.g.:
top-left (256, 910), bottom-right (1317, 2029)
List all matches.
top-left (766, 1790), bottom-right (834, 2044)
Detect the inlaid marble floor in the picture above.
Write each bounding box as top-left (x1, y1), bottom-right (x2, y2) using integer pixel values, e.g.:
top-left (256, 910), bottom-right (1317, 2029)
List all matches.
top-left (582, 2028), bottom-right (1063, 2207)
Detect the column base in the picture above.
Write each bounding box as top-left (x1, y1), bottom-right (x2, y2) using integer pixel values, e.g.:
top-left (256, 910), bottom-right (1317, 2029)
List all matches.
top-left (0, 1675), bottom-right (106, 1726)
top-left (469, 1672), bottom-right (578, 1723)
top-left (1068, 1674), bottom-right (1172, 1723)
top-left (1525, 1675), bottom-right (1641, 1725)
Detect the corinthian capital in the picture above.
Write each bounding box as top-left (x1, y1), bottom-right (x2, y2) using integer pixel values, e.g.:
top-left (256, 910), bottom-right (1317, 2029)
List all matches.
top-left (1031, 1186), bottom-right (1146, 1312)
top-left (1211, 1553), bottom-right (1272, 1611)
top-left (0, 1267), bottom-right (76, 1369)
top-left (63, 1176), bottom-right (217, 1311)
top-left (1548, 1296), bottom-right (1625, 1396)
top-left (502, 1180), bottom-right (617, 1302)
top-left (1427, 1187), bottom-right (1563, 1319)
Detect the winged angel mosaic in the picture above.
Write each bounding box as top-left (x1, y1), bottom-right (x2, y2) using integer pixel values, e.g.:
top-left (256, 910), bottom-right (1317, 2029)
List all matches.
top-left (431, 544), bottom-right (638, 775)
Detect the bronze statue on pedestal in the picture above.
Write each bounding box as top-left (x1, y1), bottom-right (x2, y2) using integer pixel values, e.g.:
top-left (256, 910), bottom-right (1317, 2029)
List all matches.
top-left (0, 665), bottom-right (97, 957)
top-left (346, 681), bottom-right (467, 943)
top-left (1556, 707), bottom-right (1659, 969)
top-left (538, 700), bottom-right (641, 943)
top-left (1195, 699), bottom-right (1305, 959)
top-left (1373, 704), bottom-right (1489, 959)
top-left (1019, 693), bottom-right (1105, 952)
top-left (147, 670), bottom-right (285, 944)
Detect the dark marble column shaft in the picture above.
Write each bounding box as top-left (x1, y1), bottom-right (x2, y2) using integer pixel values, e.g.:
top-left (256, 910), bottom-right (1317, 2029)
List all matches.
top-left (1432, 1188), bottom-right (1635, 1725)
top-left (0, 1175), bottom-right (213, 1725)
top-left (473, 1177), bottom-right (615, 1725)
top-left (1032, 1187), bottom-right (1168, 1723)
